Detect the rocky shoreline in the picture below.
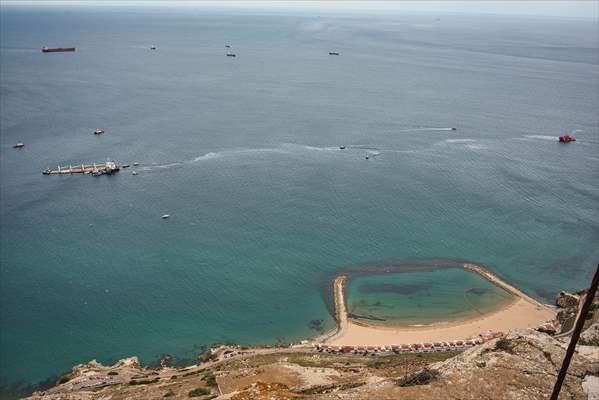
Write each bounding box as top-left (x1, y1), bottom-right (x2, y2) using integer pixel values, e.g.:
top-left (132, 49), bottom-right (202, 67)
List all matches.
top-left (21, 287), bottom-right (599, 400)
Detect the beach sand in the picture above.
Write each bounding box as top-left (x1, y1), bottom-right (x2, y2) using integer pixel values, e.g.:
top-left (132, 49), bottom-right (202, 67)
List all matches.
top-left (329, 297), bottom-right (555, 345)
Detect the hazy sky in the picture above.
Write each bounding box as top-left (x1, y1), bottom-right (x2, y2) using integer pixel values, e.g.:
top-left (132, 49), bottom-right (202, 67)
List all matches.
top-left (1, 0), bottom-right (598, 19)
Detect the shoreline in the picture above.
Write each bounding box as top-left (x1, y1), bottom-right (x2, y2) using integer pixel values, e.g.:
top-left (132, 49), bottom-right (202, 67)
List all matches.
top-left (318, 262), bottom-right (555, 346)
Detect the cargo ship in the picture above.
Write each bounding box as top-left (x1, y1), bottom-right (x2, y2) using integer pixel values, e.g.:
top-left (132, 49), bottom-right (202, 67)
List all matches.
top-left (42, 161), bottom-right (119, 176)
top-left (42, 47), bottom-right (75, 53)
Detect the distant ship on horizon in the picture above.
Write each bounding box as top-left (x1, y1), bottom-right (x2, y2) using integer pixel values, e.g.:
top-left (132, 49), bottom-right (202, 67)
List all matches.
top-left (42, 47), bottom-right (75, 53)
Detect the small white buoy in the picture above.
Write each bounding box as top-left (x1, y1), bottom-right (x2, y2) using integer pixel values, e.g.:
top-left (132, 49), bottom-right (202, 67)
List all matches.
top-left (161, 214), bottom-right (170, 219)
top-left (132, 171), bottom-right (138, 175)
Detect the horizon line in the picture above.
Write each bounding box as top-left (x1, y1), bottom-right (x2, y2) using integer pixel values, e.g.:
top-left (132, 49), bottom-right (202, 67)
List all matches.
top-left (1, 0), bottom-right (598, 20)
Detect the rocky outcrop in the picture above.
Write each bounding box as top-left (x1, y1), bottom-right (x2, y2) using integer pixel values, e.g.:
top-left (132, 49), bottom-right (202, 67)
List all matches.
top-left (556, 291), bottom-right (580, 308)
top-left (582, 323), bottom-right (599, 344)
top-left (554, 288), bottom-right (599, 336)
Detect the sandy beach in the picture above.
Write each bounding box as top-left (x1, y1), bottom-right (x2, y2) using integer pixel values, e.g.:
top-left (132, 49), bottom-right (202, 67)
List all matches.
top-left (329, 297), bottom-right (554, 345)
top-left (324, 263), bottom-right (556, 346)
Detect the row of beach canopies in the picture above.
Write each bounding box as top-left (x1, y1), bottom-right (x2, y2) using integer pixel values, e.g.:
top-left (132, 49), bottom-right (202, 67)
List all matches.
top-left (315, 331), bottom-right (506, 354)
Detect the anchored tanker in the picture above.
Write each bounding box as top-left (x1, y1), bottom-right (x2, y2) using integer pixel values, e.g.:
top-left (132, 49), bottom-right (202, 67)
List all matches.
top-left (41, 47), bottom-right (75, 53)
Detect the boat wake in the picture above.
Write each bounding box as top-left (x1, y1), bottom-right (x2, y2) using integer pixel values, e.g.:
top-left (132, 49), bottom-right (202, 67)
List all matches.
top-left (346, 145), bottom-right (380, 150)
top-left (134, 141), bottom-right (414, 172)
top-left (138, 162), bottom-right (184, 171)
top-left (523, 135), bottom-right (558, 141)
top-left (281, 143), bottom-right (341, 152)
top-left (191, 147), bottom-right (289, 163)
top-left (465, 143), bottom-right (487, 150)
top-left (397, 127), bottom-right (456, 132)
top-left (192, 152), bottom-right (222, 162)
top-left (444, 139), bottom-right (475, 143)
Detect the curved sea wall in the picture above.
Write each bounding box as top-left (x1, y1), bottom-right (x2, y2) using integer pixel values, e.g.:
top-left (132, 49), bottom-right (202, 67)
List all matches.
top-left (321, 260), bottom-right (553, 343)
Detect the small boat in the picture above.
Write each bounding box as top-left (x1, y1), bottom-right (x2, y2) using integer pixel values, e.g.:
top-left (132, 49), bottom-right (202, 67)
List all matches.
top-left (451, 127), bottom-right (457, 131)
top-left (225, 44), bottom-right (231, 48)
top-left (559, 135), bottom-right (576, 143)
top-left (150, 45), bottom-right (157, 50)
top-left (329, 52), bottom-right (340, 56)
top-left (161, 214), bottom-right (170, 219)
top-left (339, 146), bottom-right (346, 150)
top-left (94, 129), bottom-right (104, 135)
top-left (122, 164), bottom-right (130, 168)
top-left (133, 162), bottom-right (139, 166)
top-left (132, 171), bottom-right (138, 175)
top-left (13, 142), bottom-right (25, 149)
top-left (226, 53), bottom-right (236, 57)
top-left (365, 155), bottom-right (370, 160)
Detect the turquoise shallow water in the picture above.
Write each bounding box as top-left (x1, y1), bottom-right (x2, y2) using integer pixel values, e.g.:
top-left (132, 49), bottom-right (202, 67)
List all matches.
top-left (347, 268), bottom-right (514, 325)
top-left (0, 6), bottom-right (598, 397)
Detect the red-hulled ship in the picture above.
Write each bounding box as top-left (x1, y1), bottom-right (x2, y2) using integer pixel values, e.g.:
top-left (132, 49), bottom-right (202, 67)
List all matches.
top-left (42, 47), bottom-right (75, 53)
top-left (559, 135), bottom-right (576, 143)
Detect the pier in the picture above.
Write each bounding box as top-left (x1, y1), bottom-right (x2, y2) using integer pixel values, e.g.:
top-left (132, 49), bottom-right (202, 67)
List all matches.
top-left (42, 161), bottom-right (119, 175)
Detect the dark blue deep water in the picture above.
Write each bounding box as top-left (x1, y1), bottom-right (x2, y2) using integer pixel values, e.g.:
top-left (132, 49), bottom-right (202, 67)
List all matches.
top-left (1, 6), bottom-right (598, 396)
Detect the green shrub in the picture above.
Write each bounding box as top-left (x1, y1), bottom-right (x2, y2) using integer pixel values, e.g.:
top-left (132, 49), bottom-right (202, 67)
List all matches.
top-left (579, 337), bottom-right (599, 346)
top-left (188, 387), bottom-right (210, 397)
top-left (396, 368), bottom-right (439, 387)
top-left (203, 373), bottom-right (217, 387)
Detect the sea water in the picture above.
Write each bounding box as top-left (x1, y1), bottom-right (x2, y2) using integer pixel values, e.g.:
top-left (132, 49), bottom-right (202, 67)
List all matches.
top-left (1, 6), bottom-right (598, 397)
top-left (347, 268), bottom-right (514, 325)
